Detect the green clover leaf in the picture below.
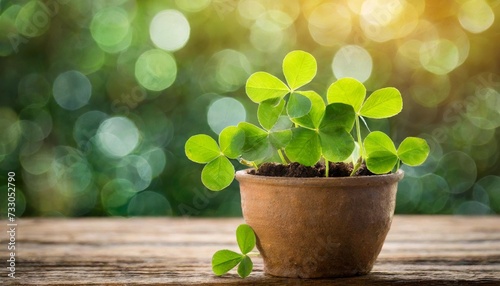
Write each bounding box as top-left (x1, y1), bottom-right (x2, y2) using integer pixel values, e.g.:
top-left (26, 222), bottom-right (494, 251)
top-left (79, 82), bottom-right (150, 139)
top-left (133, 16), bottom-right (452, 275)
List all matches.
top-left (327, 77), bottom-right (402, 119)
top-left (237, 256), bottom-right (253, 279)
top-left (360, 87), bottom-right (403, 119)
top-left (364, 131), bottom-right (430, 174)
top-left (291, 91), bottom-right (325, 129)
top-left (185, 134), bottom-right (221, 163)
top-left (327, 77), bottom-right (366, 113)
top-left (397, 137), bottom-right (430, 166)
top-left (236, 224), bottom-right (256, 255)
top-left (285, 103), bottom-right (356, 165)
top-left (201, 156), bottom-right (235, 191)
top-left (185, 132), bottom-right (237, 191)
top-left (219, 126), bottom-right (245, 159)
top-left (283, 50), bottom-right (317, 91)
top-left (287, 92), bottom-right (312, 119)
top-left (246, 72), bottom-right (289, 103)
top-left (257, 98), bottom-right (285, 131)
top-left (364, 131), bottom-right (398, 174)
top-left (212, 224), bottom-right (256, 278)
top-left (285, 128), bottom-right (321, 166)
top-left (212, 250), bottom-right (243, 276)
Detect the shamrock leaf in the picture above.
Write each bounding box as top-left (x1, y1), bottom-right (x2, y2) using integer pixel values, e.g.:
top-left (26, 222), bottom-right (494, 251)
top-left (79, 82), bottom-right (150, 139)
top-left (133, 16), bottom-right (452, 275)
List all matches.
top-left (285, 103), bottom-right (356, 165)
top-left (212, 224), bottom-right (256, 278)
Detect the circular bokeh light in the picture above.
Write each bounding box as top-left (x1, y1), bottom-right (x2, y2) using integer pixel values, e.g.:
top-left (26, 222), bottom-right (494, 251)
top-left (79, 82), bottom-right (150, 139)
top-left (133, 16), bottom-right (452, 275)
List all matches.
top-left (419, 39), bottom-right (460, 75)
top-left (51, 146), bottom-right (93, 196)
top-left (116, 155), bottom-right (153, 192)
top-left (307, 3), bottom-right (352, 46)
top-left (135, 49), bottom-right (177, 91)
top-left (474, 176), bottom-right (500, 213)
top-left (91, 7), bottom-right (130, 47)
top-left (140, 147), bottom-right (166, 178)
top-left (15, 0), bottom-right (51, 37)
top-left (417, 173), bottom-right (450, 213)
top-left (250, 22), bottom-right (284, 53)
top-left (101, 179), bottom-right (137, 216)
top-left (96, 117), bottom-right (140, 158)
top-left (214, 49), bottom-right (252, 92)
top-left (128, 191), bottom-right (172, 216)
top-left (332, 45), bottom-right (373, 82)
top-left (150, 9), bottom-right (190, 52)
top-left (73, 110), bottom-right (108, 146)
top-left (409, 73), bottom-right (451, 108)
top-left (435, 151), bottom-right (477, 194)
top-left (396, 176), bottom-right (423, 213)
top-left (52, 70), bottom-right (92, 110)
top-left (458, 0), bottom-right (494, 34)
top-left (20, 146), bottom-right (52, 175)
top-left (207, 97), bottom-right (246, 134)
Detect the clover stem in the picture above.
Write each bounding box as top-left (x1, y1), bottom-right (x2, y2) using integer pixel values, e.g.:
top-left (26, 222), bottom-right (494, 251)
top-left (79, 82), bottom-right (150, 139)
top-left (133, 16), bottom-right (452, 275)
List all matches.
top-left (252, 161), bottom-right (258, 169)
top-left (325, 159), bottom-right (329, 177)
top-left (278, 149), bottom-right (289, 165)
top-left (356, 116), bottom-right (363, 155)
top-left (351, 115), bottom-right (364, 176)
top-left (350, 157), bottom-right (361, 176)
top-left (246, 251), bottom-right (261, 257)
top-left (239, 158), bottom-right (257, 168)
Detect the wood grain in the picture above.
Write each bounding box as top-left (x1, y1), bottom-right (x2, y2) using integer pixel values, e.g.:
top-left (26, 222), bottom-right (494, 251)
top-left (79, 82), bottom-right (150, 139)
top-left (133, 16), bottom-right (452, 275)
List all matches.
top-left (1, 216), bottom-right (499, 285)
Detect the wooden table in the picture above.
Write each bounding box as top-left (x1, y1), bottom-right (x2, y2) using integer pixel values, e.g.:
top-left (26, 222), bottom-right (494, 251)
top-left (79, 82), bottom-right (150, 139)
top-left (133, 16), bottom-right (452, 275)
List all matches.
top-left (2, 216), bottom-right (499, 285)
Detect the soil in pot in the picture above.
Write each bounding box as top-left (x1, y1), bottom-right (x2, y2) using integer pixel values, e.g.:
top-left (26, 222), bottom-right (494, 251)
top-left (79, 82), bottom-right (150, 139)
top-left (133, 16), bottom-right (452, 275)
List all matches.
top-left (249, 161), bottom-right (376, 177)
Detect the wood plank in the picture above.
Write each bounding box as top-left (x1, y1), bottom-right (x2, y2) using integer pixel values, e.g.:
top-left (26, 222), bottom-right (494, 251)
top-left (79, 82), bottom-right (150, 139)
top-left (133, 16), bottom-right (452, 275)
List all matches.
top-left (1, 216), bottom-right (500, 285)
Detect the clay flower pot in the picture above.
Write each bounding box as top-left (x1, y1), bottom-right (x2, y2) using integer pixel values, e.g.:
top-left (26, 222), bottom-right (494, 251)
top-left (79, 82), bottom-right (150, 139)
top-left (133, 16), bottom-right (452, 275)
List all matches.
top-left (235, 169), bottom-right (404, 278)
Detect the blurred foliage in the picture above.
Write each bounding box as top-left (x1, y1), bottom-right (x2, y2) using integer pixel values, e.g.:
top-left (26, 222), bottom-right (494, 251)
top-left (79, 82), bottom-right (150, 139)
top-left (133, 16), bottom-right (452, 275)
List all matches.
top-left (0, 0), bottom-right (499, 217)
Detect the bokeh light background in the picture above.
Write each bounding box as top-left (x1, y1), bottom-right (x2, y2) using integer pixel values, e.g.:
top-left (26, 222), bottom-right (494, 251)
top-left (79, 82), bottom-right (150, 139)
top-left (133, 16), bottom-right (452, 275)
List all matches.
top-left (0, 0), bottom-right (499, 217)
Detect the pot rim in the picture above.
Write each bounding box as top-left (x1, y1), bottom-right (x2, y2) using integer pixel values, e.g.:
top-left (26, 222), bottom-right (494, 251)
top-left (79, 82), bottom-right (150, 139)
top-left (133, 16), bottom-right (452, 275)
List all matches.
top-left (235, 169), bottom-right (404, 187)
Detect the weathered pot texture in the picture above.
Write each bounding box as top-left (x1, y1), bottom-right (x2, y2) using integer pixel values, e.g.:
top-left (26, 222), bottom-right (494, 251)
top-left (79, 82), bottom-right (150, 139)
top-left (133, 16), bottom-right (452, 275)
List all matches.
top-left (235, 169), bottom-right (404, 278)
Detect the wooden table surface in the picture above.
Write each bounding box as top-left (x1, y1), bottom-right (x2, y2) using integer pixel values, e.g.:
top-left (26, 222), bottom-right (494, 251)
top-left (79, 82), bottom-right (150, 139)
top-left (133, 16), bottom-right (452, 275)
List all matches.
top-left (1, 216), bottom-right (499, 285)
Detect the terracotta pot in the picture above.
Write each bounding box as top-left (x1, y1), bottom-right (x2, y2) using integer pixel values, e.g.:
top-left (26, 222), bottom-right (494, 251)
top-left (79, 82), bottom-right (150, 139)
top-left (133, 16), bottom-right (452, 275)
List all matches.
top-left (235, 169), bottom-right (404, 278)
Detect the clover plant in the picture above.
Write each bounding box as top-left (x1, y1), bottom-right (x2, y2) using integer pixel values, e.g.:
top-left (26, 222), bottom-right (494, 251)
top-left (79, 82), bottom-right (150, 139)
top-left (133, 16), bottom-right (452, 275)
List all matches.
top-left (212, 224), bottom-right (256, 278)
top-left (186, 50), bottom-right (430, 278)
top-left (185, 50), bottom-right (430, 191)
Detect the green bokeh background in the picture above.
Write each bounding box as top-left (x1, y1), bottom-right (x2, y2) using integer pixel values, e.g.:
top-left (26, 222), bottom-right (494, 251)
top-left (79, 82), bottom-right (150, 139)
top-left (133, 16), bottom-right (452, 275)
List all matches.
top-left (0, 0), bottom-right (499, 217)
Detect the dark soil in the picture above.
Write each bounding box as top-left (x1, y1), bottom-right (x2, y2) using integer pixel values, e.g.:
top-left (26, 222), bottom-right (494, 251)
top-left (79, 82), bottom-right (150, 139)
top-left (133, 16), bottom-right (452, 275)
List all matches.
top-left (249, 162), bottom-right (376, 178)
